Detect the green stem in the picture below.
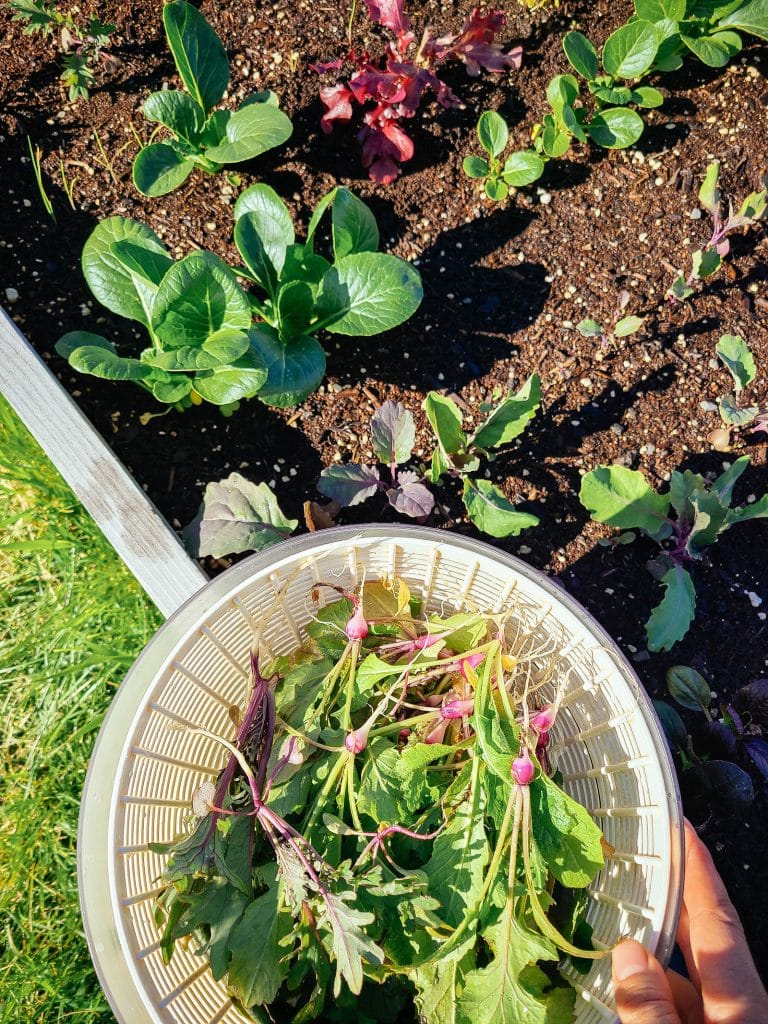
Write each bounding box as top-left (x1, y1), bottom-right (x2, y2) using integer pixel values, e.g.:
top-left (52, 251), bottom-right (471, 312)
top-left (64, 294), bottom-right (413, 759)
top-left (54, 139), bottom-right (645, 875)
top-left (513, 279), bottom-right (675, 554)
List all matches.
top-left (305, 644), bottom-right (352, 729)
top-left (301, 751), bottom-right (349, 837)
top-left (368, 712), bottom-right (437, 739)
top-left (345, 758), bottom-right (365, 834)
top-left (342, 639), bottom-right (361, 731)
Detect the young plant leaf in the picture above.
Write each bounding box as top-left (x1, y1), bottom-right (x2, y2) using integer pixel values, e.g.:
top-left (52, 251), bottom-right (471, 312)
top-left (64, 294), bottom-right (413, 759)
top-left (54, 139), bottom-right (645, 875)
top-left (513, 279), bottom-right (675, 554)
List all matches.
top-left (471, 374), bottom-right (541, 449)
top-left (725, 495), bottom-right (768, 525)
top-left (529, 774), bottom-right (605, 888)
top-left (681, 30), bottom-right (741, 66)
top-left (712, 455), bottom-right (749, 504)
top-left (631, 85), bottom-right (665, 107)
top-left (463, 479), bottom-right (539, 538)
top-left (203, 102), bottom-right (293, 164)
top-left (68, 344), bottom-right (153, 381)
top-left (226, 876), bottom-right (287, 1008)
top-left (424, 793), bottom-right (489, 928)
top-left (563, 31), bottom-right (599, 80)
top-left (151, 252), bottom-right (252, 348)
top-left (716, 334), bottom-right (756, 392)
top-left (719, 0), bottom-right (768, 41)
top-left (316, 891), bottom-right (384, 997)
top-left (646, 565), bottom-right (696, 652)
top-left (602, 20), bottom-right (660, 79)
top-left (652, 699), bottom-right (688, 750)
top-left (464, 155), bottom-right (490, 178)
top-left (485, 178), bottom-right (509, 202)
top-left (247, 327), bottom-right (326, 407)
top-left (686, 490), bottom-right (728, 554)
top-left (718, 395), bottom-right (758, 426)
top-left (580, 465), bottom-right (670, 533)
top-left (698, 160), bottom-right (721, 214)
top-left (576, 319), bottom-right (604, 338)
top-left (184, 472), bottom-right (297, 558)
top-left (318, 252), bottom-right (423, 336)
top-left (317, 464), bottom-right (381, 506)
top-left (56, 331), bottom-right (116, 361)
top-left (424, 392), bottom-right (466, 455)
top-left (163, 0), bottom-right (229, 114)
top-left (370, 401), bottom-right (416, 466)
top-left (82, 217), bottom-right (171, 325)
top-left (691, 247), bottom-right (722, 279)
top-left (233, 184), bottom-right (294, 274)
top-left (502, 151), bottom-right (545, 187)
top-left (143, 89), bottom-right (205, 141)
top-left (666, 665), bottom-right (711, 713)
top-left (586, 107), bottom-right (645, 149)
top-left (192, 355), bottom-right (267, 405)
top-left (331, 188), bottom-right (380, 258)
top-left (634, 0), bottom-right (685, 18)
top-left (132, 142), bottom-right (195, 197)
top-left (613, 315), bottom-right (644, 337)
top-left (477, 110), bottom-right (508, 158)
top-left (388, 471), bottom-right (435, 518)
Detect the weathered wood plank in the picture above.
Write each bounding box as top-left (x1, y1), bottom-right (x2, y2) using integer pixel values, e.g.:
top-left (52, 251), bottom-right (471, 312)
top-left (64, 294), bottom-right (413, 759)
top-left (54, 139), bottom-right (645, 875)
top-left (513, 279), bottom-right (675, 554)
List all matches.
top-left (0, 306), bottom-right (208, 618)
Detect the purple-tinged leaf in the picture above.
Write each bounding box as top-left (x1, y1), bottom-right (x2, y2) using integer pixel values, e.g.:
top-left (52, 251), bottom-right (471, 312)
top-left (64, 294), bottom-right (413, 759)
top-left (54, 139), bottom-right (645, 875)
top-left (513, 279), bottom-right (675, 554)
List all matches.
top-left (370, 401), bottom-right (416, 466)
top-left (653, 700), bottom-right (687, 751)
top-left (364, 0), bottom-right (410, 37)
top-left (318, 464), bottom-right (381, 507)
top-left (744, 738), bottom-right (768, 780)
top-left (692, 719), bottom-right (737, 760)
top-left (749, 411), bottom-right (768, 437)
top-left (184, 473), bottom-right (298, 558)
top-left (732, 679), bottom-right (768, 730)
top-left (387, 471), bottom-right (434, 518)
top-left (724, 704), bottom-right (744, 736)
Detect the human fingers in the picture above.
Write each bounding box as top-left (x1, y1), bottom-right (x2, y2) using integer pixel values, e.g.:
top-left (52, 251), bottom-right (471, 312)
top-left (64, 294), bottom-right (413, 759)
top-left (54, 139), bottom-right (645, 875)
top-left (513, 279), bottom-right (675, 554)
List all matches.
top-left (678, 820), bottom-right (768, 1021)
top-left (613, 940), bottom-right (681, 1024)
top-left (666, 969), bottom-right (704, 1024)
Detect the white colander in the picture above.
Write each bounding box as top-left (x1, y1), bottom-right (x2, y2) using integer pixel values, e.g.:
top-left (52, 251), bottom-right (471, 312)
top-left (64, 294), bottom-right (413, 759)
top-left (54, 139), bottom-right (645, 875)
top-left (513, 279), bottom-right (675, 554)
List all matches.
top-left (78, 525), bottom-right (683, 1024)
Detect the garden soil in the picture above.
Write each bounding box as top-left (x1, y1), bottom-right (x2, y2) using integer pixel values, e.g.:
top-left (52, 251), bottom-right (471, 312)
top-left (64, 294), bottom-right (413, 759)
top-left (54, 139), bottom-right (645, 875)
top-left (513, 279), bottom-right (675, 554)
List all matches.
top-left (1, 0), bottom-right (767, 981)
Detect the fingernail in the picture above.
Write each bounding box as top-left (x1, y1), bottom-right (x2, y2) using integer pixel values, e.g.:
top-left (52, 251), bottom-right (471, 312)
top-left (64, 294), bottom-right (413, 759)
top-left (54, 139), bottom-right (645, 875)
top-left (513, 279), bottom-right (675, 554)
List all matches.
top-left (613, 940), bottom-right (649, 981)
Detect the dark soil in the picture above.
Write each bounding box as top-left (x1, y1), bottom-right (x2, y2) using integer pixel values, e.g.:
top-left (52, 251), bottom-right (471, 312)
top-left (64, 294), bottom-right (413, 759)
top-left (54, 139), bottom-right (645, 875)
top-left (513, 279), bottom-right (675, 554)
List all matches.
top-left (1, 0), bottom-right (767, 981)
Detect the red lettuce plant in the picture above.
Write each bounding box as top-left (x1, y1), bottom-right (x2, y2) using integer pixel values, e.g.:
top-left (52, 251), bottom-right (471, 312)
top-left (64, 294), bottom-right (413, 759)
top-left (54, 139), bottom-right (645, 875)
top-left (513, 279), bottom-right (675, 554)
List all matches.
top-left (313, 1), bottom-right (522, 184)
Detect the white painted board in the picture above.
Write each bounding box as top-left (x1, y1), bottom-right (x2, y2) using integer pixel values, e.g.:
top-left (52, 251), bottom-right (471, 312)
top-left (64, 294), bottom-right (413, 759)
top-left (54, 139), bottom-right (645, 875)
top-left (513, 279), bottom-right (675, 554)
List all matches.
top-left (0, 306), bottom-right (207, 618)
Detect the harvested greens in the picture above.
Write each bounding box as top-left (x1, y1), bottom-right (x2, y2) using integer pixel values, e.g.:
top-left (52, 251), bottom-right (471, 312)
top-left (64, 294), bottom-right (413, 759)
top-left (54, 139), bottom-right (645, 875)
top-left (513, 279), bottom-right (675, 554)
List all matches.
top-left (153, 578), bottom-right (611, 1023)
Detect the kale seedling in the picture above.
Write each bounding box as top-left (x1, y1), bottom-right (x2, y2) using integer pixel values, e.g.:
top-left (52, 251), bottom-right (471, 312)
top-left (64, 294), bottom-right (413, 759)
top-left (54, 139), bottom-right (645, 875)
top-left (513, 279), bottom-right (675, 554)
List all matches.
top-left (132, 0), bottom-right (293, 197)
top-left (654, 667), bottom-right (768, 821)
top-left (580, 457), bottom-right (768, 651)
top-left (184, 473), bottom-right (298, 558)
top-left (463, 111), bottom-right (545, 200)
top-left (9, 0), bottom-right (117, 100)
top-left (318, 376), bottom-right (541, 538)
top-left (669, 160), bottom-right (766, 300)
top-left (313, 0), bottom-right (522, 183)
top-left (576, 289), bottom-right (645, 347)
top-left (55, 186), bottom-right (422, 412)
top-left (706, 334), bottom-right (768, 451)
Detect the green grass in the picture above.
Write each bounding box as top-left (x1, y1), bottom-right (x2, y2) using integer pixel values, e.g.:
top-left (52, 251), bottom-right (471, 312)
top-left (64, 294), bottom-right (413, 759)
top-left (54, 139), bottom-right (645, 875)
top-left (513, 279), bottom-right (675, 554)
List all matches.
top-left (0, 396), bottom-right (162, 1023)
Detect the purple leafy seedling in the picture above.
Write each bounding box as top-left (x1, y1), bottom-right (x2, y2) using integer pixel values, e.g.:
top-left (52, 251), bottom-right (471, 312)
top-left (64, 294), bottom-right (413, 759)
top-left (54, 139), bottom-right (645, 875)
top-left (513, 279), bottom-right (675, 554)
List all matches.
top-left (669, 161), bottom-right (766, 301)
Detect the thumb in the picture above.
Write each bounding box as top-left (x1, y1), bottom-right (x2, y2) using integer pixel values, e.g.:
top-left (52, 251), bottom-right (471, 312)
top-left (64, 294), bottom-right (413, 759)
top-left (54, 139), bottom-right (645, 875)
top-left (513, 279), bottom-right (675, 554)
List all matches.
top-left (612, 940), bottom-right (681, 1024)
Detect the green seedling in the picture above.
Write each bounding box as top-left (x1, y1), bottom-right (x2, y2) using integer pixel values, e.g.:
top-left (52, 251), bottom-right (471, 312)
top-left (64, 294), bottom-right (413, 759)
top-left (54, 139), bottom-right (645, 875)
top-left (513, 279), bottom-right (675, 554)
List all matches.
top-left (463, 111), bottom-right (545, 200)
top-left (132, 0), bottom-right (293, 197)
top-left (706, 334), bottom-right (768, 450)
top-left (580, 458), bottom-right (768, 651)
top-left (576, 290), bottom-right (644, 347)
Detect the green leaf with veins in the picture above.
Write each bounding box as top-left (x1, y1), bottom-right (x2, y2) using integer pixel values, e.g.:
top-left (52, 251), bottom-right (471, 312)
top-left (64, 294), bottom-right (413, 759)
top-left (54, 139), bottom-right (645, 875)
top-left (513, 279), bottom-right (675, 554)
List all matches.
top-left (332, 187), bottom-right (380, 258)
top-left (681, 30), bottom-right (742, 66)
top-left (712, 456), bottom-right (749, 504)
top-left (646, 565), bottom-right (696, 651)
top-left (602, 20), bottom-right (660, 78)
top-left (477, 110), bottom-right (509, 158)
top-left (669, 469), bottom-right (703, 524)
top-left (203, 101), bottom-right (292, 164)
top-left (226, 869), bottom-right (287, 1008)
top-left (424, 790), bottom-right (489, 928)
top-left (245, 326), bottom-right (326, 408)
top-left (686, 489), bottom-right (728, 554)
top-left (563, 30), bottom-right (599, 79)
top-left (318, 252), bottom-right (423, 336)
top-left (457, 905), bottom-right (567, 1024)
top-left (529, 774), bottom-right (605, 888)
top-left (172, 879), bottom-right (249, 979)
top-left (316, 889), bottom-right (384, 996)
top-left (143, 89), bottom-right (205, 140)
top-left (163, 0), bottom-right (229, 114)
top-left (424, 392), bottom-right (467, 455)
top-left (471, 374), bottom-right (541, 449)
top-left (234, 183), bottom-right (294, 273)
top-left (82, 217), bottom-right (171, 325)
top-left (580, 464), bottom-right (670, 533)
top-left (726, 495), bottom-right (768, 524)
top-left (691, 247), bottom-right (722, 279)
top-left (357, 738), bottom-right (412, 823)
top-left (718, 395), bottom-right (758, 426)
top-left (133, 142), bottom-right (195, 197)
top-left (716, 334), bottom-right (756, 392)
top-left (586, 107), bottom-right (645, 148)
top-left (502, 150), bottom-right (544, 187)
top-left (463, 479), bottom-right (539, 538)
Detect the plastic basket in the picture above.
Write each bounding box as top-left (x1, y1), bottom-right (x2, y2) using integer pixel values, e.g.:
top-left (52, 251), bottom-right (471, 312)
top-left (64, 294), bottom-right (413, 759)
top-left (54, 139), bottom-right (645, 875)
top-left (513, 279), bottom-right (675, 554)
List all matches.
top-left (79, 525), bottom-right (684, 1024)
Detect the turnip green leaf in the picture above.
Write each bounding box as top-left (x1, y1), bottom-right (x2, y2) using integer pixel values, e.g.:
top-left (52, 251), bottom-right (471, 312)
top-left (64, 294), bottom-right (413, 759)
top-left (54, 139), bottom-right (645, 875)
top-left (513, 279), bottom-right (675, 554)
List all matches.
top-left (132, 142), bottom-right (195, 197)
top-left (318, 252), bottom-right (423, 336)
top-left (472, 374), bottom-right (541, 449)
top-left (716, 334), bottom-right (756, 392)
top-left (646, 565), bottom-right (696, 651)
top-left (163, 0), bottom-right (229, 113)
top-left (463, 479), bottom-right (539, 538)
top-left (82, 216), bottom-right (170, 325)
top-left (331, 188), bottom-right (380, 259)
top-left (666, 665), bottom-right (712, 713)
top-left (370, 401), bottom-right (416, 466)
top-left (318, 464), bottom-right (381, 506)
top-left (579, 465), bottom-right (670, 532)
top-left (586, 107), bottom-right (645, 148)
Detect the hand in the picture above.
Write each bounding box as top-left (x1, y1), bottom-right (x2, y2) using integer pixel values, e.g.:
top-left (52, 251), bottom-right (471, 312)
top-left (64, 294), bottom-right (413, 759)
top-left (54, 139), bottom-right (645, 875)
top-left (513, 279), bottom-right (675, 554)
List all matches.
top-left (612, 820), bottom-right (768, 1024)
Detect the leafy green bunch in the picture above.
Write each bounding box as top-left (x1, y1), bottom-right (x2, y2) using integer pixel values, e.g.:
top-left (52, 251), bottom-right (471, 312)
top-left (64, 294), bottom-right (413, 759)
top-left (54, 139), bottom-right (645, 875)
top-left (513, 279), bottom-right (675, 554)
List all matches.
top-left (133, 0), bottom-right (293, 196)
top-left (55, 187), bottom-right (422, 413)
top-left (580, 458), bottom-right (768, 651)
top-left (9, 0), bottom-right (117, 100)
top-left (153, 579), bottom-right (607, 1024)
top-left (318, 376), bottom-right (542, 538)
top-left (669, 160), bottom-right (766, 301)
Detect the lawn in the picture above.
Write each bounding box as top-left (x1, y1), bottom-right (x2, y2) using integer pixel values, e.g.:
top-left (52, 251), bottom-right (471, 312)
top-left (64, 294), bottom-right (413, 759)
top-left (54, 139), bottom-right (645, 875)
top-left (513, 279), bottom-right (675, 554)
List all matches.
top-left (0, 395), bottom-right (161, 1023)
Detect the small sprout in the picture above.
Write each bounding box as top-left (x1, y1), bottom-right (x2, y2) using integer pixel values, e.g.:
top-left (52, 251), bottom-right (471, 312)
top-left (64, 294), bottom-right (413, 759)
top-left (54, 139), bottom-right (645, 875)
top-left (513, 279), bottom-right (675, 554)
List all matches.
top-left (512, 747), bottom-right (535, 786)
top-left (464, 110), bottom-right (545, 200)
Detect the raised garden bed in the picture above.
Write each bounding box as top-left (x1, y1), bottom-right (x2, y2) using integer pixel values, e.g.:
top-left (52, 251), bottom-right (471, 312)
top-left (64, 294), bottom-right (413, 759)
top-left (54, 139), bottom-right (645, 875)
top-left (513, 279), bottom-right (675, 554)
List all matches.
top-left (1, 0), bottom-right (767, 983)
